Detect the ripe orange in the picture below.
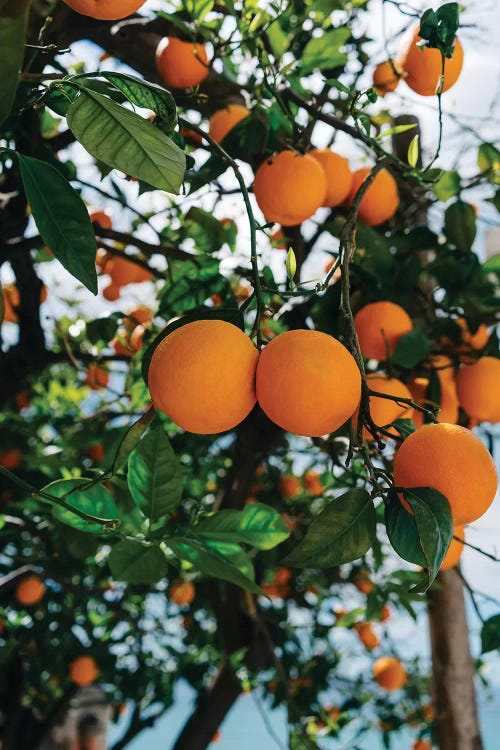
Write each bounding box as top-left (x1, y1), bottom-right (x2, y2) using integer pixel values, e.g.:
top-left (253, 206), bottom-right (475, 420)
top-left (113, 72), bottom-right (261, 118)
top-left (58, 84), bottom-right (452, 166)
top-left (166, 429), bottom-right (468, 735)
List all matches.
top-left (124, 306), bottom-right (152, 328)
top-left (354, 301), bottom-right (412, 361)
top-left (452, 318), bottom-right (489, 353)
top-left (253, 151), bottom-right (327, 226)
top-left (309, 150), bottom-right (353, 207)
top-left (456, 357), bottom-right (500, 424)
top-left (440, 526), bottom-right (464, 570)
top-left (85, 364), bottom-right (109, 390)
top-left (102, 282), bottom-right (121, 301)
top-left (411, 358), bottom-right (459, 427)
top-left (86, 443), bottom-right (104, 463)
top-left (380, 605), bottom-right (391, 622)
top-left (129, 325), bottom-right (145, 352)
top-left (354, 570), bottom-right (374, 595)
top-left (0, 448), bottom-right (22, 470)
top-left (62, 0), bottom-right (146, 19)
top-left (89, 210), bottom-right (112, 229)
top-left (2, 285), bottom-right (47, 324)
top-left (107, 256), bottom-right (152, 287)
top-left (96, 248), bottom-right (111, 271)
top-left (373, 60), bottom-right (401, 95)
top-left (359, 374), bottom-right (413, 439)
top-left (413, 740), bottom-right (432, 750)
top-left (400, 29), bottom-right (464, 96)
top-left (347, 168), bottom-right (399, 226)
top-left (170, 579), bottom-right (195, 606)
top-left (279, 476), bottom-right (301, 499)
top-left (354, 622), bottom-right (380, 650)
top-left (393, 423), bottom-right (498, 525)
top-left (373, 656), bottom-right (407, 691)
top-left (70, 655), bottom-right (99, 686)
top-left (15, 576), bottom-right (46, 606)
top-left (303, 470), bottom-right (324, 496)
top-left (256, 329), bottom-right (361, 437)
top-left (208, 104), bottom-right (250, 143)
top-left (148, 320), bottom-right (259, 434)
top-left (156, 38), bottom-right (209, 89)
top-left (270, 228), bottom-right (288, 250)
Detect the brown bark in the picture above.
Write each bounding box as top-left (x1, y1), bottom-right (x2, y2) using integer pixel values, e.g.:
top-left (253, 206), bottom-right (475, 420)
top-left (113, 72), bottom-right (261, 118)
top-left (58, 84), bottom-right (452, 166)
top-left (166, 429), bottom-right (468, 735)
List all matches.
top-left (427, 570), bottom-right (483, 750)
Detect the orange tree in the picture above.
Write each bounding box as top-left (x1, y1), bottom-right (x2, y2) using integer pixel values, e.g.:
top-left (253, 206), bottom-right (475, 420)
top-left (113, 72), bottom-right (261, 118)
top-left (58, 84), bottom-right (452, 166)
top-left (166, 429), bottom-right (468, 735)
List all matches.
top-left (0, 1), bottom-right (499, 749)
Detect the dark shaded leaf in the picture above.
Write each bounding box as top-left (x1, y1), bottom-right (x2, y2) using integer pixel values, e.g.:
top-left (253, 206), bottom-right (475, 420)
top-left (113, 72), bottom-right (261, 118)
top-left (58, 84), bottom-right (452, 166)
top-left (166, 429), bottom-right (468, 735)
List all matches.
top-left (0, 0), bottom-right (30, 127)
top-left (108, 540), bottom-right (168, 584)
top-left (391, 328), bottom-right (431, 368)
top-left (481, 615), bottom-right (500, 654)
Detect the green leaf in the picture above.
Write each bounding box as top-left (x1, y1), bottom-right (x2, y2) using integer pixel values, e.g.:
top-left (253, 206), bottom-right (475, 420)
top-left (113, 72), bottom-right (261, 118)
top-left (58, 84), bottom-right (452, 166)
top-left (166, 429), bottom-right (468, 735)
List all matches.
top-left (96, 72), bottom-right (177, 132)
top-left (419, 3), bottom-right (459, 58)
top-left (478, 143), bottom-right (500, 184)
top-left (184, 206), bottom-right (226, 253)
top-left (391, 328), bottom-right (431, 368)
top-left (66, 88), bottom-right (186, 194)
top-left (185, 0), bottom-right (214, 20)
top-left (167, 537), bottom-right (262, 594)
top-left (286, 247), bottom-right (297, 282)
top-left (0, 0), bottom-right (30, 127)
top-left (195, 503), bottom-right (290, 550)
top-left (43, 478), bottom-right (118, 534)
top-left (407, 135), bottom-right (419, 167)
top-left (301, 28), bottom-right (350, 75)
top-left (432, 169), bottom-right (461, 201)
top-left (86, 316), bottom-right (119, 344)
top-left (444, 200), bottom-right (477, 252)
top-left (375, 123), bottom-right (417, 140)
top-left (385, 487), bottom-right (453, 591)
top-left (108, 540), bottom-right (168, 584)
top-left (17, 153), bottom-right (98, 294)
top-left (484, 254), bottom-right (500, 272)
top-left (128, 428), bottom-right (183, 524)
top-left (283, 489), bottom-right (376, 568)
top-left (110, 408), bottom-right (156, 475)
top-left (391, 418), bottom-right (417, 439)
top-left (480, 615), bottom-right (500, 654)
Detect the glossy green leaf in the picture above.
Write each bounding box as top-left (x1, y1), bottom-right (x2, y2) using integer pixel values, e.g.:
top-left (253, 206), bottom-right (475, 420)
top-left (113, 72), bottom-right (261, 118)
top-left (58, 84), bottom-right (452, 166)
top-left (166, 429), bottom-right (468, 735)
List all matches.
top-left (391, 418), bottom-right (417, 439)
top-left (483, 254), bottom-right (500, 272)
top-left (66, 88), bottom-right (186, 193)
top-left (111, 407), bottom-right (156, 474)
top-left (195, 502), bottom-right (290, 550)
top-left (128, 428), bottom-right (183, 523)
top-left (301, 28), bottom-right (350, 75)
top-left (167, 537), bottom-right (262, 594)
top-left (0, 0), bottom-right (30, 127)
top-left (391, 328), bottom-right (431, 368)
top-left (43, 478), bottom-right (118, 534)
top-left (376, 123), bottom-right (417, 140)
top-left (96, 72), bottom-right (177, 132)
top-left (444, 200), bottom-right (477, 252)
top-left (432, 169), bottom-right (461, 201)
top-left (17, 154), bottom-right (98, 294)
top-left (480, 614), bottom-right (500, 654)
top-left (385, 487), bottom-right (453, 591)
top-left (108, 540), bottom-right (168, 584)
top-left (283, 489), bottom-right (376, 568)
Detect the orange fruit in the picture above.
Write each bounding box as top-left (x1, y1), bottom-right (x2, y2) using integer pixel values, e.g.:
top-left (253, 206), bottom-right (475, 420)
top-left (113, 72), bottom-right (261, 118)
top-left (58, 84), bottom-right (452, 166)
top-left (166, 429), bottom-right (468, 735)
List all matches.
top-left (170, 579), bottom-right (195, 606)
top-left (348, 168), bottom-right (399, 226)
top-left (456, 357), bottom-right (500, 424)
top-left (354, 622), bottom-right (380, 650)
top-left (148, 320), bottom-right (259, 434)
top-left (274, 567), bottom-right (292, 586)
top-left (15, 576), bottom-right (46, 606)
top-left (124, 306), bottom-right (152, 328)
top-left (253, 151), bottom-right (327, 226)
top-left (451, 318), bottom-right (489, 354)
top-left (129, 324), bottom-right (145, 352)
top-left (208, 104), bottom-right (250, 143)
top-left (309, 150), bottom-right (353, 207)
top-left (211, 730), bottom-right (222, 744)
top-left (373, 656), bottom-right (407, 691)
top-left (354, 570), bottom-right (374, 595)
top-left (181, 127), bottom-right (204, 145)
top-left (0, 448), bottom-right (22, 470)
top-left (107, 256), bottom-right (152, 286)
top-left (86, 443), bottom-right (104, 463)
top-left (303, 470), bottom-right (324, 496)
top-left (279, 476), bottom-right (301, 499)
top-left (112, 328), bottom-right (136, 357)
top-left (393, 423), bottom-right (498, 525)
top-left (359, 374), bottom-right (413, 439)
top-left (440, 526), bottom-right (464, 570)
top-left (413, 741), bottom-right (432, 750)
top-left (69, 655), bottom-right (99, 686)
top-left (380, 605), bottom-right (391, 622)
top-left (354, 301), bottom-right (412, 361)
top-left (89, 210), bottom-right (112, 229)
top-left (62, 0), bottom-right (145, 18)
top-left (85, 364), bottom-right (109, 390)
top-left (2, 285), bottom-right (47, 324)
top-left (102, 282), bottom-right (121, 301)
top-left (270, 228), bottom-right (288, 250)
top-left (373, 60), bottom-right (401, 95)
top-left (156, 37), bottom-right (209, 89)
top-left (96, 248), bottom-right (111, 271)
top-left (400, 28), bottom-right (464, 96)
top-left (256, 329), bottom-right (361, 437)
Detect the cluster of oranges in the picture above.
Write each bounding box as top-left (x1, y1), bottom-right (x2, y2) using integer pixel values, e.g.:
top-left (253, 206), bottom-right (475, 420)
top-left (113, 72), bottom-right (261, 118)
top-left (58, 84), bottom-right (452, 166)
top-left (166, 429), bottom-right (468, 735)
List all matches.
top-left (1, 284), bottom-right (48, 324)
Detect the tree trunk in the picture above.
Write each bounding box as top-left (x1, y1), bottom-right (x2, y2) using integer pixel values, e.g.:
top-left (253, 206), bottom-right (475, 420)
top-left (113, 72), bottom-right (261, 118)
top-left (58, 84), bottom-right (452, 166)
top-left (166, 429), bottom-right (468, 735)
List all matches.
top-left (427, 569), bottom-right (483, 750)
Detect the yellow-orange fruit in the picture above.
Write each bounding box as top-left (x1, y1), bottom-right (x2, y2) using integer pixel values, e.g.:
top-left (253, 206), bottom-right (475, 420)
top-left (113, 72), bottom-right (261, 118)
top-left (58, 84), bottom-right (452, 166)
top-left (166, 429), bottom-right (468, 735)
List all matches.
top-left (303, 470), bottom-right (324, 496)
top-left (309, 150), bottom-right (353, 207)
top-left (208, 104), bottom-right (250, 143)
top-left (253, 151), bottom-right (327, 226)
top-left (354, 622), bottom-right (380, 650)
top-left (170, 579), bottom-right (195, 606)
top-left (373, 656), bottom-right (407, 691)
top-left (270, 228), bottom-right (288, 250)
top-left (96, 248), bottom-right (111, 271)
top-left (354, 301), bottom-right (412, 361)
top-left (453, 318), bottom-right (489, 352)
top-left (86, 443), bottom-right (104, 463)
top-left (456, 357), bottom-right (500, 424)
top-left (373, 60), bottom-right (401, 95)
top-left (348, 168), bottom-right (399, 226)
top-left (15, 576), bottom-right (46, 606)
top-left (62, 0), bottom-right (145, 19)
top-left (89, 210), bottom-right (112, 229)
top-left (156, 37), bottom-right (209, 89)
top-left (393, 423), bottom-right (498, 525)
top-left (124, 306), bottom-right (152, 328)
top-left (354, 570), bottom-right (374, 595)
top-left (0, 448), bottom-right (22, 470)
top-left (279, 476), bottom-right (301, 499)
top-left (70, 656), bottom-right (99, 686)
top-left (129, 325), bottom-right (145, 352)
top-left (413, 740), bottom-right (432, 750)
top-left (256, 329), bottom-right (361, 437)
top-left (148, 320), bottom-right (259, 434)
top-left (2, 285), bottom-right (47, 323)
top-left (107, 256), bottom-right (152, 287)
top-left (85, 364), bottom-right (109, 390)
top-left (440, 526), bottom-right (465, 570)
top-left (380, 605), bottom-right (391, 622)
top-left (410, 358), bottom-right (459, 427)
top-left (400, 29), bottom-right (464, 96)
top-left (360, 374), bottom-right (413, 439)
